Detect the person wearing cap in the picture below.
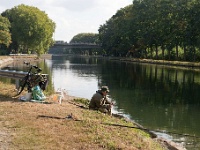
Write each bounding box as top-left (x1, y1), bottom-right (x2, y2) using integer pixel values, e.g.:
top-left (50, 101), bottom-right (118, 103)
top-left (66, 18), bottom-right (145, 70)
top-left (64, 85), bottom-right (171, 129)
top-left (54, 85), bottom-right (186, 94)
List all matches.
top-left (89, 86), bottom-right (112, 115)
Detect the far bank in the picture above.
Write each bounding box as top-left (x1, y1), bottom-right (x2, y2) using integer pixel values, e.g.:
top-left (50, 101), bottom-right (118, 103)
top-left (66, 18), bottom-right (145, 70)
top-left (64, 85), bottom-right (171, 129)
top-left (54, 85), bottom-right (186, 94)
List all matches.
top-left (50, 54), bottom-right (200, 69)
top-left (1, 54), bottom-right (200, 69)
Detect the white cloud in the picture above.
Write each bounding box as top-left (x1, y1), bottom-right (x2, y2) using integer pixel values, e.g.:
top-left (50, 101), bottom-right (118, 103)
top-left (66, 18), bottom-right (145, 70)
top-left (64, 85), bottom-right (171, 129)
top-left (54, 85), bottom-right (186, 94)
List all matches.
top-left (0, 0), bottom-right (133, 42)
top-left (51, 0), bottom-right (97, 12)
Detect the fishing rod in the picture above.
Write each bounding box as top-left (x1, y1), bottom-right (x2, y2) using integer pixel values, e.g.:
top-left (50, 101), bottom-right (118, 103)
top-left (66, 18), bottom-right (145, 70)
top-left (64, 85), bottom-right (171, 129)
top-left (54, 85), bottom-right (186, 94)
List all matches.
top-left (102, 123), bottom-right (200, 139)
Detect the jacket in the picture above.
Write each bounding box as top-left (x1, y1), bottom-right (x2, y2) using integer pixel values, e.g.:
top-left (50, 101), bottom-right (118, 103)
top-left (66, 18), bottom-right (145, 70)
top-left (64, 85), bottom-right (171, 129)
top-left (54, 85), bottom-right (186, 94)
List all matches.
top-left (89, 90), bottom-right (110, 109)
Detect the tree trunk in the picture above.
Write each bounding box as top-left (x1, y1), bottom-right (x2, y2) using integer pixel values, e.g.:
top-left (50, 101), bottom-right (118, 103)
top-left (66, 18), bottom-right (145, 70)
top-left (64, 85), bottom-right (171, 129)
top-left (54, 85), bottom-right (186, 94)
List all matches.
top-left (155, 45), bottom-right (158, 60)
top-left (176, 44), bottom-right (179, 60)
top-left (150, 46), bottom-right (153, 59)
top-left (183, 45), bottom-right (186, 61)
top-left (144, 48), bottom-right (147, 58)
top-left (161, 46), bottom-right (165, 60)
top-left (193, 46), bottom-right (196, 62)
top-left (168, 48), bottom-right (171, 60)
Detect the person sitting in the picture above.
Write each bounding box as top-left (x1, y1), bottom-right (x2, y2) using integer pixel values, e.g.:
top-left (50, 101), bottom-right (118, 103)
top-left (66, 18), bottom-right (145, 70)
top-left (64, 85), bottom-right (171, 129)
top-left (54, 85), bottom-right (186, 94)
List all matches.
top-left (89, 86), bottom-right (112, 115)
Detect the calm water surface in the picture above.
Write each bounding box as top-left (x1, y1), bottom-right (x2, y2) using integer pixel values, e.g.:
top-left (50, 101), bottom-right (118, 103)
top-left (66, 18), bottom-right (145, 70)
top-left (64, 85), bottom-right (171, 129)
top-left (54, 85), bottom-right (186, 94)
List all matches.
top-left (48, 56), bottom-right (200, 150)
top-left (2, 55), bottom-right (200, 149)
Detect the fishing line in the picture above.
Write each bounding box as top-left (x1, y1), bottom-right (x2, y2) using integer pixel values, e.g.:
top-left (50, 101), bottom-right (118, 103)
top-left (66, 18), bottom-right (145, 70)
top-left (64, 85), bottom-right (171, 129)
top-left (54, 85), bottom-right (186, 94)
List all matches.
top-left (102, 123), bottom-right (200, 139)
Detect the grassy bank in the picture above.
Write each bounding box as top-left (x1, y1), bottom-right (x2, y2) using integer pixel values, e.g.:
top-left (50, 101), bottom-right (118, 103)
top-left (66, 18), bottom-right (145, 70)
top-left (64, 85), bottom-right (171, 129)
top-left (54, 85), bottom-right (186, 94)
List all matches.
top-left (115, 57), bottom-right (200, 69)
top-left (0, 81), bottom-right (167, 150)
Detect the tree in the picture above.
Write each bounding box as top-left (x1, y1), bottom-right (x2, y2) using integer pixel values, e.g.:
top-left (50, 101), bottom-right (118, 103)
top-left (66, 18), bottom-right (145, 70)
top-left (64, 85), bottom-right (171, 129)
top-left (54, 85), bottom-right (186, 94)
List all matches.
top-left (186, 0), bottom-right (200, 61)
top-left (0, 15), bottom-right (11, 47)
top-left (2, 4), bottom-right (55, 55)
top-left (70, 33), bottom-right (98, 44)
top-left (98, 0), bottom-right (200, 61)
top-left (99, 5), bottom-right (134, 57)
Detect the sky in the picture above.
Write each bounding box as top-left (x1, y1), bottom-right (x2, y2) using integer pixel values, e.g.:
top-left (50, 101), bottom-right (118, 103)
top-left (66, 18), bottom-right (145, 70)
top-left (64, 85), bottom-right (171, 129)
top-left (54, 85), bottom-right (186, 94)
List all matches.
top-left (0, 0), bottom-right (133, 42)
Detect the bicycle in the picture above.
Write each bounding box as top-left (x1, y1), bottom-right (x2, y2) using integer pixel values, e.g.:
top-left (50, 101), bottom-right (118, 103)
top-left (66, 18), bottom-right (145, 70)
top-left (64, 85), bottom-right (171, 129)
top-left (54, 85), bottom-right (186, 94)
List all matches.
top-left (15, 62), bottom-right (48, 96)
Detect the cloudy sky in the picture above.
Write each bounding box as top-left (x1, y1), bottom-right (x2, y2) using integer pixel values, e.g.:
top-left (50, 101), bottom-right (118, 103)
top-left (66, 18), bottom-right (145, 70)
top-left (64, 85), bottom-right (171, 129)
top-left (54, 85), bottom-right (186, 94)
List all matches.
top-left (0, 0), bottom-right (133, 42)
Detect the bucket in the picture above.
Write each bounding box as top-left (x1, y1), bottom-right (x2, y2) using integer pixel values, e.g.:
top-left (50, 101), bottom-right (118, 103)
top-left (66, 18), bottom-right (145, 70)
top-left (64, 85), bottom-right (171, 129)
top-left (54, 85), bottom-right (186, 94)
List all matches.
top-left (25, 92), bottom-right (32, 101)
top-left (53, 94), bottom-right (62, 104)
top-left (58, 95), bottom-right (62, 104)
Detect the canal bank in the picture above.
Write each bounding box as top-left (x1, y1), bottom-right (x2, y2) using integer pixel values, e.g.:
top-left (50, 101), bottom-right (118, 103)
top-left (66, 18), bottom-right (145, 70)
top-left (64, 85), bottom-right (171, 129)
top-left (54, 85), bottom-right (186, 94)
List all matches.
top-left (0, 54), bottom-right (52, 68)
top-left (0, 56), bottom-right (13, 68)
top-left (0, 55), bottom-right (187, 149)
top-left (0, 81), bottom-right (170, 150)
top-left (111, 57), bottom-right (200, 69)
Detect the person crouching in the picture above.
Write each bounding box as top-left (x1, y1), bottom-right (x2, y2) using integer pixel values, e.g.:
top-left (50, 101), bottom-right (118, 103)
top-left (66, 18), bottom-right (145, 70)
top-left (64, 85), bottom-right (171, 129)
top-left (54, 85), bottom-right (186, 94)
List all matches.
top-left (89, 86), bottom-right (112, 115)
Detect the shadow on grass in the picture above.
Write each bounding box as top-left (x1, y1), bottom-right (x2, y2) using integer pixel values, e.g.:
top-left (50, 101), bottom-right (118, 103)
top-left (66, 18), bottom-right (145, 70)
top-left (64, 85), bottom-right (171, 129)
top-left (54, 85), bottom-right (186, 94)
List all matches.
top-left (0, 94), bottom-right (19, 102)
top-left (37, 114), bottom-right (82, 121)
top-left (0, 93), bottom-right (53, 105)
top-left (37, 115), bottom-right (66, 120)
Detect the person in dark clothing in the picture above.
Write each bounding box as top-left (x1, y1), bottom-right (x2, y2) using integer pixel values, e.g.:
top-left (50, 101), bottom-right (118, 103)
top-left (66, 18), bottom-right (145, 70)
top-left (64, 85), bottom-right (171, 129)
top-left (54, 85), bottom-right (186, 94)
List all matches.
top-left (89, 86), bottom-right (112, 115)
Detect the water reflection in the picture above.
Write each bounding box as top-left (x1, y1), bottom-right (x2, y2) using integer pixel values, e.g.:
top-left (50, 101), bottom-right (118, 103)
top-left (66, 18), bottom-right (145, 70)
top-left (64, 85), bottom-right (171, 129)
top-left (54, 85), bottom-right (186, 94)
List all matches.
top-left (100, 60), bottom-right (200, 149)
top-left (46, 57), bottom-right (100, 98)
top-left (51, 56), bottom-right (200, 149)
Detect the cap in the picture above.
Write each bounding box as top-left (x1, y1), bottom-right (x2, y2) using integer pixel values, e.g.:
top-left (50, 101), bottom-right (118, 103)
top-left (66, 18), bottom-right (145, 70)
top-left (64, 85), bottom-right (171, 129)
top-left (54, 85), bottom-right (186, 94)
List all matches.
top-left (101, 86), bottom-right (109, 93)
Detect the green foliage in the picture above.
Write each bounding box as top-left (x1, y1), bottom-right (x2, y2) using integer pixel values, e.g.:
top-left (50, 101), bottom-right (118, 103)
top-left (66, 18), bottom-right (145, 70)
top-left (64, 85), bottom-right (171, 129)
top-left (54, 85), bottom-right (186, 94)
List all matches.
top-left (1, 4), bottom-right (55, 55)
top-left (69, 33), bottom-right (99, 55)
top-left (70, 33), bottom-right (98, 44)
top-left (98, 0), bottom-right (200, 61)
top-left (0, 15), bottom-right (11, 47)
top-left (99, 5), bottom-right (134, 56)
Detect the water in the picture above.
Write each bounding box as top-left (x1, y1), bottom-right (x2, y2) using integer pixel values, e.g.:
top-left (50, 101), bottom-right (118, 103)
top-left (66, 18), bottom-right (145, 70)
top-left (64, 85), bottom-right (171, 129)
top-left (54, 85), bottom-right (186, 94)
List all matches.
top-left (2, 55), bottom-right (200, 149)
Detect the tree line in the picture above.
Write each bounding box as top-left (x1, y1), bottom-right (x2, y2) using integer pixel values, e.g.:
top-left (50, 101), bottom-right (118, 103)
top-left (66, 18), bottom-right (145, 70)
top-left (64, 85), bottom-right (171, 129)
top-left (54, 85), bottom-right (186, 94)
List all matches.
top-left (0, 4), bottom-right (55, 55)
top-left (98, 0), bottom-right (200, 61)
top-left (1, 1), bottom-right (200, 62)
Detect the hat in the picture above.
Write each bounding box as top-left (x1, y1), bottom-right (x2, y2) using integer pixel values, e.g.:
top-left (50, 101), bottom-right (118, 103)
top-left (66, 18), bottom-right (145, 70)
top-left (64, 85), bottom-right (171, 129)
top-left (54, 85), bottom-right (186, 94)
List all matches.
top-left (101, 86), bottom-right (109, 93)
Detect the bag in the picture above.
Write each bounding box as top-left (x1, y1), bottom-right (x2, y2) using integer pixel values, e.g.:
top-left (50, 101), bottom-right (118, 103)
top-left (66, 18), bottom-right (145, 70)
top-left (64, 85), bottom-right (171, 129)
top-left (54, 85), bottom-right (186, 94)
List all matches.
top-left (32, 85), bottom-right (46, 101)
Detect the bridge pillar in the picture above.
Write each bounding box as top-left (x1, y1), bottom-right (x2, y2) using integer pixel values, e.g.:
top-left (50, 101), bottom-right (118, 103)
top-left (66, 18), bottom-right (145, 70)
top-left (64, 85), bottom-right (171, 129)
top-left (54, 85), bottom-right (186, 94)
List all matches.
top-left (15, 79), bottom-right (20, 89)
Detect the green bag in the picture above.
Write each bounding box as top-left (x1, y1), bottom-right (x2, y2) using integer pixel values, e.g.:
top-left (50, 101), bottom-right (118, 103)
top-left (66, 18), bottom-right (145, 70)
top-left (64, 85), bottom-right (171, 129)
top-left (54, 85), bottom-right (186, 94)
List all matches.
top-left (32, 85), bottom-right (46, 101)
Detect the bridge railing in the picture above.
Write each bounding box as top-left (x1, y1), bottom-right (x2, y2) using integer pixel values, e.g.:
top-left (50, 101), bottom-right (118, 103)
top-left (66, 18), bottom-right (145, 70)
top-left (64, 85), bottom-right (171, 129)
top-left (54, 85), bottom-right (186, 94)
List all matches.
top-left (0, 70), bottom-right (27, 79)
top-left (0, 70), bottom-right (48, 89)
top-left (52, 43), bottom-right (101, 48)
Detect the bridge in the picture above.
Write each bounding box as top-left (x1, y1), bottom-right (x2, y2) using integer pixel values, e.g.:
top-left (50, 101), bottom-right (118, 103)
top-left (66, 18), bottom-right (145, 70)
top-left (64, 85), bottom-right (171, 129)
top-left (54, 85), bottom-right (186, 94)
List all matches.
top-left (51, 43), bottom-right (101, 49)
top-left (49, 43), bottom-right (102, 54)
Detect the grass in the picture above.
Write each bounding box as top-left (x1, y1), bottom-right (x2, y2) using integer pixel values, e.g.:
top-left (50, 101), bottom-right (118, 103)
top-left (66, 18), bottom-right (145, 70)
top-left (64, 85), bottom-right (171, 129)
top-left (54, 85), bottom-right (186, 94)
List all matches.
top-left (73, 98), bottom-right (90, 107)
top-left (0, 82), bottom-right (166, 149)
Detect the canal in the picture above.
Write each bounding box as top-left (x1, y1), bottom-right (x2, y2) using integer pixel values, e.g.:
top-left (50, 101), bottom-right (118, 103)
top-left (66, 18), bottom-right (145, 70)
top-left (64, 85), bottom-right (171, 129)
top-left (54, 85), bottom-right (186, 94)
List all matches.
top-left (2, 55), bottom-right (200, 149)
